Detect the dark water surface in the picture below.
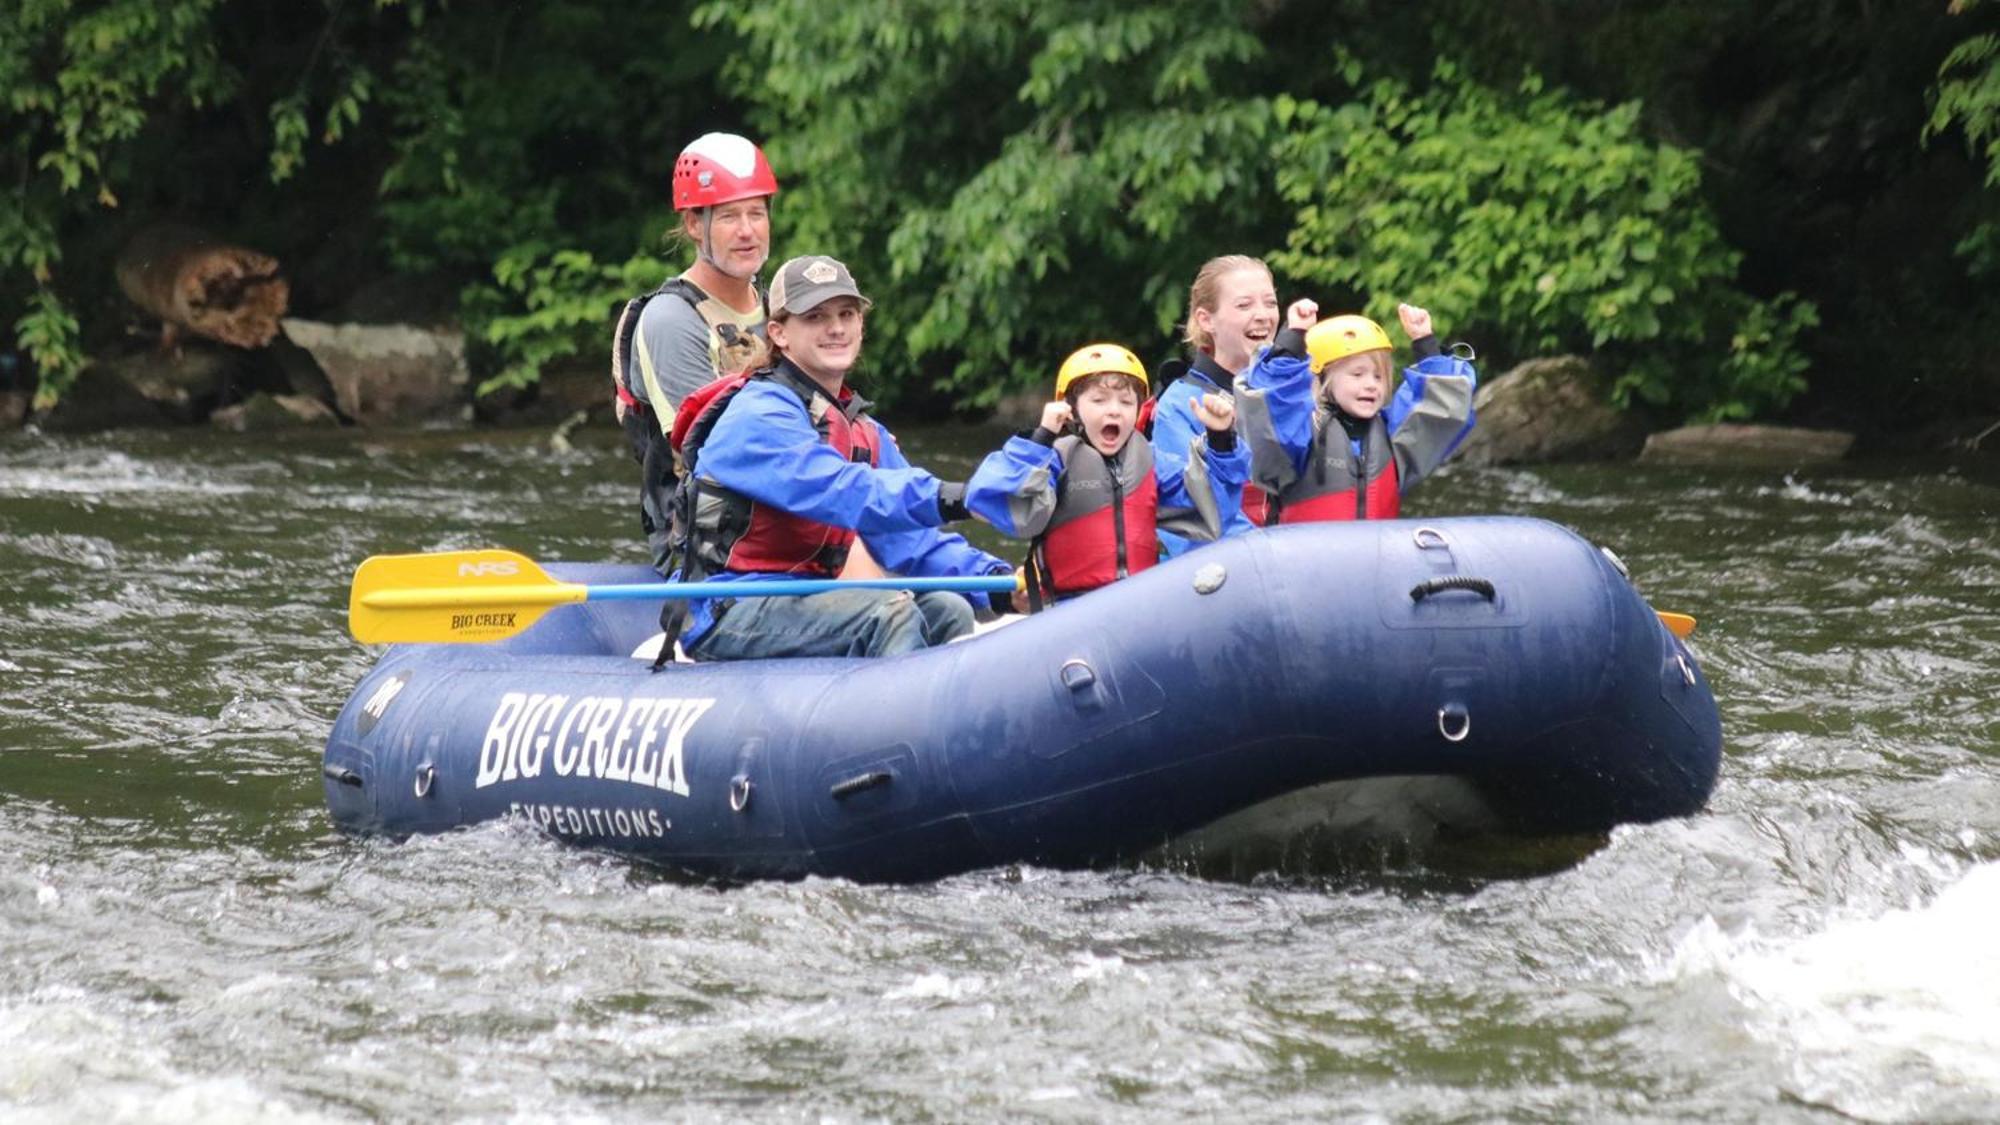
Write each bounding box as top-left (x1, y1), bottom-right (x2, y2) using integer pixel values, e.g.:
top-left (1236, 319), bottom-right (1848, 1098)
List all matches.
top-left (3, 424), bottom-right (1997, 1122)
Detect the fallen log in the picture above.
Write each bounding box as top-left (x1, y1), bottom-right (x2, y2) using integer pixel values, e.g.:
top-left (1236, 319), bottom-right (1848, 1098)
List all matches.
top-left (115, 224), bottom-right (289, 349)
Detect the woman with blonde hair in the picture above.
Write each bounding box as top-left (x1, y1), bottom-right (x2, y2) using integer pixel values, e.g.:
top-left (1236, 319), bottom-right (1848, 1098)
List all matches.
top-left (1149, 254), bottom-right (1279, 550)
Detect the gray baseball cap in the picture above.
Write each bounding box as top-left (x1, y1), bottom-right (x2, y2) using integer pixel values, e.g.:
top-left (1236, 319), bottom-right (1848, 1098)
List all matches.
top-left (767, 254), bottom-right (872, 316)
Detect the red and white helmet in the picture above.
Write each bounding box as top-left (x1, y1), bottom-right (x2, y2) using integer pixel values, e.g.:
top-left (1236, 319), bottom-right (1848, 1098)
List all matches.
top-left (672, 132), bottom-right (778, 212)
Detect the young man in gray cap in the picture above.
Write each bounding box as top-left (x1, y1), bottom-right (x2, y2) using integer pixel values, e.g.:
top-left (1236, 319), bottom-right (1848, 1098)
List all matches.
top-left (668, 255), bottom-right (1012, 660)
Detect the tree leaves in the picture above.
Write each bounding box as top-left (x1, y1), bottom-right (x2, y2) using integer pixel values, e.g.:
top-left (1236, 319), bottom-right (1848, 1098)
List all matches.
top-left (1271, 64), bottom-right (1815, 422)
top-left (700, 0), bottom-right (1282, 407)
top-left (4, 0), bottom-right (1988, 421)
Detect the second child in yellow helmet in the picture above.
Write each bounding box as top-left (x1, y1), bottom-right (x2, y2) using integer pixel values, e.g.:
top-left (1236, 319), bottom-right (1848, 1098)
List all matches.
top-left (965, 344), bottom-right (1248, 608)
top-left (1234, 298), bottom-right (1477, 523)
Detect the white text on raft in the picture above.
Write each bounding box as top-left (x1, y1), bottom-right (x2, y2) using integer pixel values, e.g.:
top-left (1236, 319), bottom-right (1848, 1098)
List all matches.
top-left (476, 693), bottom-right (715, 795)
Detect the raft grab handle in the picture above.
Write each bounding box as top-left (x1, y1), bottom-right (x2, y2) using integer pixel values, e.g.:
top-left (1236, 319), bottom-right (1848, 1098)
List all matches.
top-left (829, 770), bottom-right (894, 800)
top-left (1409, 576), bottom-right (1496, 603)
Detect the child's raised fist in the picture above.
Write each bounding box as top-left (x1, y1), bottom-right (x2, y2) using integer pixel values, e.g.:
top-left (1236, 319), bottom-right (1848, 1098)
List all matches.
top-left (1397, 302), bottom-right (1433, 340)
top-left (1286, 298), bottom-right (1319, 332)
top-left (1039, 400), bottom-right (1074, 434)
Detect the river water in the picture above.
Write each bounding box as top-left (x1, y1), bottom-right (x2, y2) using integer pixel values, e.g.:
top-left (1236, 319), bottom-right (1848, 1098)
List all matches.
top-left (2, 422), bottom-right (1996, 1123)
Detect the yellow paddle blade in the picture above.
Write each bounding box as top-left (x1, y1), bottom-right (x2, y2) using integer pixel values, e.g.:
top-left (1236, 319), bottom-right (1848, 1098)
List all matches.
top-left (1657, 611), bottom-right (1697, 639)
top-left (348, 548), bottom-right (585, 644)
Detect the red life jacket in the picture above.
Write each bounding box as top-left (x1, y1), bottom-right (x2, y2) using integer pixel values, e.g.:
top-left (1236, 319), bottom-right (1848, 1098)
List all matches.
top-left (1241, 485), bottom-right (1274, 526)
top-left (1268, 412), bottom-right (1400, 524)
top-left (678, 363), bottom-right (883, 580)
top-left (1033, 434), bottom-right (1160, 598)
top-left (669, 370), bottom-right (753, 466)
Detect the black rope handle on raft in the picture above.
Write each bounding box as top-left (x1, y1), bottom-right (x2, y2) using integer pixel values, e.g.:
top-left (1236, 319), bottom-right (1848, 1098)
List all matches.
top-left (1409, 576), bottom-right (1497, 603)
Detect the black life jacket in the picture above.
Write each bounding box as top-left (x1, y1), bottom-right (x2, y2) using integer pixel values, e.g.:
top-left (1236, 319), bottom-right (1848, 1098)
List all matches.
top-left (1136, 357), bottom-right (1187, 439)
top-left (609, 277), bottom-right (766, 573)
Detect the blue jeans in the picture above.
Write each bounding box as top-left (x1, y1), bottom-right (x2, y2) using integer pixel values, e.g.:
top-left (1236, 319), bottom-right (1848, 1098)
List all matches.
top-left (687, 589), bottom-right (975, 661)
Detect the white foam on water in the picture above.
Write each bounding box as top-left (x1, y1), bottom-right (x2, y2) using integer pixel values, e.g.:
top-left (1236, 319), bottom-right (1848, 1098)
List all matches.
top-left (1489, 468), bottom-right (1570, 507)
top-left (1760, 474), bottom-right (1856, 507)
top-left (1068, 950), bottom-right (1133, 982)
top-left (884, 971), bottom-right (986, 1002)
top-left (0, 995), bottom-right (333, 1123)
top-left (9, 532), bottom-right (121, 570)
top-left (0, 452), bottom-right (256, 499)
top-left (1659, 859), bottom-right (2000, 1120)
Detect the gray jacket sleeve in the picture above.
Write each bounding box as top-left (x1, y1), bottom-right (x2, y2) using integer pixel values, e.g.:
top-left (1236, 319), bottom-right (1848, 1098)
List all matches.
top-left (1387, 358), bottom-right (1478, 487)
top-left (1232, 331), bottom-right (1315, 495)
top-left (633, 295), bottom-right (718, 417)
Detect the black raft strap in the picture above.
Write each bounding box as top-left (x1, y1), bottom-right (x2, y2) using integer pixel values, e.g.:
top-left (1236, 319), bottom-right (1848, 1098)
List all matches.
top-left (651, 600), bottom-right (690, 672)
top-left (650, 478), bottom-right (710, 672)
top-left (1409, 576), bottom-right (1497, 603)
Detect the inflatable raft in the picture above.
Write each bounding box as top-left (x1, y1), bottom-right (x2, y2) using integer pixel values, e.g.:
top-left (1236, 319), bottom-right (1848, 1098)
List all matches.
top-left (322, 517), bottom-right (1722, 882)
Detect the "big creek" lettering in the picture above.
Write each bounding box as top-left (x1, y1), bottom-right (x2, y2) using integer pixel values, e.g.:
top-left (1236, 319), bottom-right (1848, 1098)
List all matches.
top-left (475, 692), bottom-right (715, 796)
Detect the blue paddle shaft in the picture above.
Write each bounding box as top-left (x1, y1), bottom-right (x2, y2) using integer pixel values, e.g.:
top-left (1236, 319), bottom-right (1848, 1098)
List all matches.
top-left (581, 575), bottom-right (1017, 601)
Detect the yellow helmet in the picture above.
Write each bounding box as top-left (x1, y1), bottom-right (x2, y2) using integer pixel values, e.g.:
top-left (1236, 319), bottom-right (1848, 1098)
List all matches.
top-left (1305, 315), bottom-right (1393, 374)
top-left (1055, 343), bottom-right (1149, 398)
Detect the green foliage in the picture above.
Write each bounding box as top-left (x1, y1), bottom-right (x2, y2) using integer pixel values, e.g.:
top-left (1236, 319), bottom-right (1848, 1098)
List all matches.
top-left (1, 0), bottom-right (233, 403)
top-left (469, 245), bottom-right (674, 396)
top-left (3, 0), bottom-right (1989, 422)
top-left (1928, 0), bottom-right (2000, 274)
top-left (15, 289), bottom-right (84, 410)
top-left (697, 2), bottom-right (1848, 420)
top-left (696, 0), bottom-right (1284, 407)
top-left (1271, 65), bottom-right (1815, 422)
top-left (357, 2), bottom-right (723, 378)
top-left (3, 0), bottom-right (715, 407)
top-left (1712, 295), bottom-right (1819, 423)
top-left (0, 191), bottom-right (63, 285)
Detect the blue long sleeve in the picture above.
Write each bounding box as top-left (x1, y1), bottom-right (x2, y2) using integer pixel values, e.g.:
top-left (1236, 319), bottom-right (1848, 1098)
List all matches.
top-left (1149, 377), bottom-right (1212, 482)
top-left (966, 435), bottom-right (1064, 539)
top-left (1233, 347), bottom-right (1318, 492)
top-left (677, 381), bottom-right (1008, 644)
top-left (860, 427), bottom-right (1012, 578)
top-left (1382, 353), bottom-right (1478, 490)
top-left (697, 382), bottom-right (946, 534)
top-left (1152, 376), bottom-right (1254, 552)
top-left (1154, 430), bottom-right (1249, 539)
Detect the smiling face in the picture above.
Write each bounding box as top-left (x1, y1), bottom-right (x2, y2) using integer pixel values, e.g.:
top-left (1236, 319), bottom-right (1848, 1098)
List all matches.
top-left (1321, 351), bottom-right (1393, 419)
top-left (1069, 374), bottom-right (1142, 456)
top-left (1194, 266), bottom-right (1278, 374)
top-left (683, 197), bottom-right (771, 280)
top-left (766, 296), bottom-right (865, 390)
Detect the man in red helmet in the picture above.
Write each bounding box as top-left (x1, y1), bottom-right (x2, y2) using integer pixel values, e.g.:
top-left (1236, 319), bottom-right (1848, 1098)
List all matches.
top-left (611, 132), bottom-right (778, 574)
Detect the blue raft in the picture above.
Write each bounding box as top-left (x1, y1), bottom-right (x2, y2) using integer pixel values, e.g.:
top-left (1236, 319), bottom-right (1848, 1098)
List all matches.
top-left (322, 517), bottom-right (1722, 882)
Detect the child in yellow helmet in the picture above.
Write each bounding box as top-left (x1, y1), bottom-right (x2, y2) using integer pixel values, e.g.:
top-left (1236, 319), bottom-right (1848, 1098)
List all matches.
top-left (966, 343), bottom-right (1247, 607)
top-left (1234, 299), bottom-right (1476, 523)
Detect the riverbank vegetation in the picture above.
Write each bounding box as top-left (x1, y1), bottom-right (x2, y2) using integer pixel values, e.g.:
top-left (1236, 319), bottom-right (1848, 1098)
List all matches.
top-left (4, 0), bottom-right (1996, 426)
